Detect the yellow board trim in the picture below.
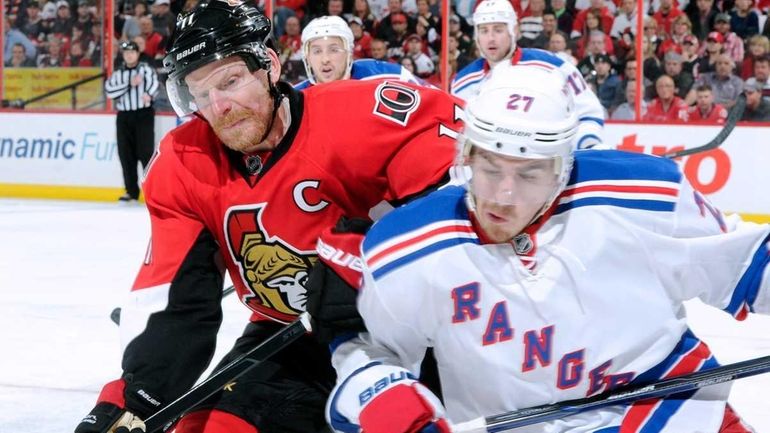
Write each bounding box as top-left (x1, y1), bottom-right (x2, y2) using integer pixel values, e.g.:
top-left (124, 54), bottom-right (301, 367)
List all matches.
top-left (0, 183), bottom-right (143, 202)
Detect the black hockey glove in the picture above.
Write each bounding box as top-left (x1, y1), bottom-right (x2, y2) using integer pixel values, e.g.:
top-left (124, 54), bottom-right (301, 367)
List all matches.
top-left (75, 378), bottom-right (162, 433)
top-left (306, 217), bottom-right (372, 346)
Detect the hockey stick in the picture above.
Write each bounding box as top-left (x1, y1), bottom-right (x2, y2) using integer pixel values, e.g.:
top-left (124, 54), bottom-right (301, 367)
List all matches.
top-left (663, 94), bottom-right (746, 159)
top-left (143, 313), bottom-right (312, 433)
top-left (452, 353), bottom-right (770, 433)
top-left (110, 285), bottom-right (237, 325)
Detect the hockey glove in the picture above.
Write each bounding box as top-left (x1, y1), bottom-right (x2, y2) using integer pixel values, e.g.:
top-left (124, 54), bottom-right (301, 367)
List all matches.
top-left (328, 364), bottom-right (450, 433)
top-left (306, 216), bottom-right (372, 345)
top-left (75, 378), bottom-right (162, 433)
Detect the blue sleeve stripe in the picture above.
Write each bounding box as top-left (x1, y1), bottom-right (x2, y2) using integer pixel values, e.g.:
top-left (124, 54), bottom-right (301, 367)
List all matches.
top-left (371, 237), bottom-right (479, 280)
top-left (576, 134), bottom-right (602, 149)
top-left (579, 116), bottom-right (605, 126)
top-left (636, 393), bottom-right (693, 433)
top-left (328, 361), bottom-right (383, 433)
top-left (554, 197), bottom-right (676, 215)
top-left (452, 77), bottom-right (482, 95)
top-left (724, 234), bottom-right (770, 317)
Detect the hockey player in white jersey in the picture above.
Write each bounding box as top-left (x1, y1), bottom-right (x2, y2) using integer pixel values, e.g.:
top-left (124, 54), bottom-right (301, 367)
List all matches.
top-left (294, 15), bottom-right (420, 90)
top-left (451, 0), bottom-right (605, 149)
top-left (325, 66), bottom-right (769, 433)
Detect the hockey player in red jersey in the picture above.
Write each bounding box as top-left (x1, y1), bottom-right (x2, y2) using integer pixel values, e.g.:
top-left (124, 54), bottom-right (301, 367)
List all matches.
top-left (72, 1), bottom-right (462, 433)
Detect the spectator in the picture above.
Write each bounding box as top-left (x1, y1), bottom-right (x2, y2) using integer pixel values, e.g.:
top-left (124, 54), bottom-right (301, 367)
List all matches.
top-left (414, 14), bottom-right (439, 56)
top-left (695, 31), bottom-right (726, 76)
top-left (51, 0), bottom-right (73, 36)
top-left (571, 0), bottom-right (614, 38)
top-left (121, 0), bottom-right (148, 42)
top-left (415, 0), bottom-right (439, 34)
top-left (519, 0), bottom-right (546, 45)
top-left (272, 0), bottom-right (305, 38)
top-left (138, 15), bottom-right (164, 61)
top-left (384, 12), bottom-right (409, 60)
top-left (681, 33), bottom-right (700, 74)
top-left (523, 8), bottom-right (558, 49)
top-left (377, 0), bottom-right (414, 43)
top-left (643, 74), bottom-right (688, 121)
top-left (70, 21), bottom-right (94, 59)
top-left (741, 35), bottom-right (770, 80)
top-left (62, 38), bottom-right (92, 65)
top-left (663, 50), bottom-right (696, 103)
top-left (351, 0), bottom-right (377, 35)
top-left (4, 42), bottom-right (36, 66)
top-left (643, 34), bottom-right (664, 85)
top-left (681, 84), bottom-right (728, 122)
top-left (448, 13), bottom-right (473, 54)
top-left (448, 33), bottom-right (474, 71)
top-left (653, 0), bottom-right (684, 38)
top-left (643, 16), bottom-right (662, 54)
top-left (611, 79), bottom-right (643, 119)
top-left (151, 0), bottom-right (175, 38)
top-left (326, 0), bottom-right (344, 16)
top-left (741, 77), bottom-right (770, 120)
top-left (551, 0), bottom-right (575, 35)
top-left (403, 33), bottom-right (433, 76)
top-left (752, 55), bottom-right (770, 98)
top-left (37, 34), bottom-right (64, 66)
top-left (19, 1), bottom-right (48, 45)
top-left (548, 30), bottom-right (578, 64)
top-left (589, 53), bottom-right (623, 109)
top-left (4, 15), bottom-right (37, 61)
top-left (74, 0), bottom-right (93, 35)
top-left (399, 55), bottom-right (417, 74)
top-left (278, 15), bottom-right (302, 63)
top-left (711, 13), bottom-right (744, 65)
top-left (104, 40), bottom-right (158, 202)
top-left (577, 30), bottom-right (612, 78)
top-left (611, 59), bottom-right (641, 109)
top-left (610, 0), bottom-right (637, 39)
top-left (687, 0), bottom-right (718, 40)
top-left (729, 0), bottom-right (759, 39)
top-left (349, 17), bottom-right (372, 59)
top-left (370, 37), bottom-right (389, 61)
top-left (695, 54), bottom-right (744, 107)
top-left (657, 14), bottom-right (692, 57)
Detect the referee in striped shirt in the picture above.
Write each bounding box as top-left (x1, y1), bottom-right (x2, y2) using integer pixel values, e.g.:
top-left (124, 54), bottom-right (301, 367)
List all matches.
top-left (105, 40), bottom-right (159, 202)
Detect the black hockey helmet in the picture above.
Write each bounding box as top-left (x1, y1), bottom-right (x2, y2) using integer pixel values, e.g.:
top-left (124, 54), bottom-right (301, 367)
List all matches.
top-left (163, 0), bottom-right (274, 116)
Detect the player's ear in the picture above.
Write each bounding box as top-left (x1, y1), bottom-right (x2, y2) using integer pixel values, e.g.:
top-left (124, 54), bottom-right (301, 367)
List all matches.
top-left (267, 48), bottom-right (281, 85)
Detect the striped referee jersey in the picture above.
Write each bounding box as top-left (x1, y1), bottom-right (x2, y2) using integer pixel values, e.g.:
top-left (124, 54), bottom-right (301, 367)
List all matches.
top-left (105, 61), bottom-right (159, 111)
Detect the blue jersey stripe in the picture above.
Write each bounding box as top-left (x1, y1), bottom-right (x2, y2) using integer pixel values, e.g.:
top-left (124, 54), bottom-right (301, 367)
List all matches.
top-left (554, 197), bottom-right (676, 215)
top-left (567, 151), bottom-right (682, 184)
top-left (638, 394), bottom-right (693, 433)
top-left (371, 237), bottom-right (479, 280)
top-left (725, 233), bottom-right (770, 315)
top-left (579, 116), bottom-right (605, 126)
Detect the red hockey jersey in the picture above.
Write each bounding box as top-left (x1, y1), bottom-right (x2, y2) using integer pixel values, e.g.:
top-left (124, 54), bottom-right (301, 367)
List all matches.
top-left (117, 80), bottom-right (463, 405)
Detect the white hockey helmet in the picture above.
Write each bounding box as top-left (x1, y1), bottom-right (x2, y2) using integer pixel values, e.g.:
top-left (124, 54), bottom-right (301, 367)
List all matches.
top-left (301, 15), bottom-right (355, 84)
top-left (459, 64), bottom-right (578, 214)
top-left (473, 0), bottom-right (518, 60)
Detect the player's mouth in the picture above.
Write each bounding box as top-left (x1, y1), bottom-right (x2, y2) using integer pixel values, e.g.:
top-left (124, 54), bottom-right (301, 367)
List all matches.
top-left (485, 210), bottom-right (510, 224)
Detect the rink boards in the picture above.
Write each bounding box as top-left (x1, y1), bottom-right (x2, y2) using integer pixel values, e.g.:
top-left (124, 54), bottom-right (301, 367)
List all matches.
top-left (0, 111), bottom-right (767, 222)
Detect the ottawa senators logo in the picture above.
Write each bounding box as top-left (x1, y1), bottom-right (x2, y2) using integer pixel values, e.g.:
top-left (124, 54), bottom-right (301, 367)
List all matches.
top-left (373, 81), bottom-right (421, 126)
top-left (225, 205), bottom-right (316, 322)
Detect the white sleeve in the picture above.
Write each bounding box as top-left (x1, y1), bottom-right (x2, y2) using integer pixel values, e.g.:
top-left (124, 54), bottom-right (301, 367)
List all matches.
top-left (558, 61), bottom-right (606, 149)
top-left (651, 176), bottom-right (770, 316)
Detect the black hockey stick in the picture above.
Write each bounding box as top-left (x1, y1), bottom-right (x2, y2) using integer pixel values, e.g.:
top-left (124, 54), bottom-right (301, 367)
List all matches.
top-left (663, 94), bottom-right (746, 159)
top-left (110, 285), bottom-right (237, 325)
top-left (143, 313), bottom-right (311, 433)
top-left (452, 353), bottom-right (770, 433)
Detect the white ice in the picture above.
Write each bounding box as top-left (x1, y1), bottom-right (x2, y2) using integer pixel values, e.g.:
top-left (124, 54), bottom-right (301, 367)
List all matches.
top-left (0, 199), bottom-right (768, 433)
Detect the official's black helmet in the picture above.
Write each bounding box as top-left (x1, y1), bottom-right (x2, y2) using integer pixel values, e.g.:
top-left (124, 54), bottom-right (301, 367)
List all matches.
top-left (163, 0), bottom-right (273, 116)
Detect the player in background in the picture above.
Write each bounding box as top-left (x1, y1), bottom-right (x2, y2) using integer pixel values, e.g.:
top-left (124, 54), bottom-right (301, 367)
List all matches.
top-left (72, 2), bottom-right (462, 433)
top-left (294, 15), bottom-right (420, 90)
top-left (451, 0), bottom-right (606, 149)
top-left (326, 66), bottom-right (768, 433)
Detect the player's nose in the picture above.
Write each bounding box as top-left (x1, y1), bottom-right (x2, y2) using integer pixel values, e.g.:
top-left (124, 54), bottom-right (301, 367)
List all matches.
top-left (208, 88), bottom-right (232, 116)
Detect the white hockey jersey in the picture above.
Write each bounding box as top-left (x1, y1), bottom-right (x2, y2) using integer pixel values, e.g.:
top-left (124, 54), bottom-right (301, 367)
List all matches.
top-left (329, 150), bottom-right (770, 433)
top-left (294, 58), bottom-right (422, 90)
top-left (451, 49), bottom-right (606, 149)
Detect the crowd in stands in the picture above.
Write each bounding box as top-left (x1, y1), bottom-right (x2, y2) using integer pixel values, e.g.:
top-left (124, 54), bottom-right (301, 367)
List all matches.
top-left (3, 0), bottom-right (770, 121)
